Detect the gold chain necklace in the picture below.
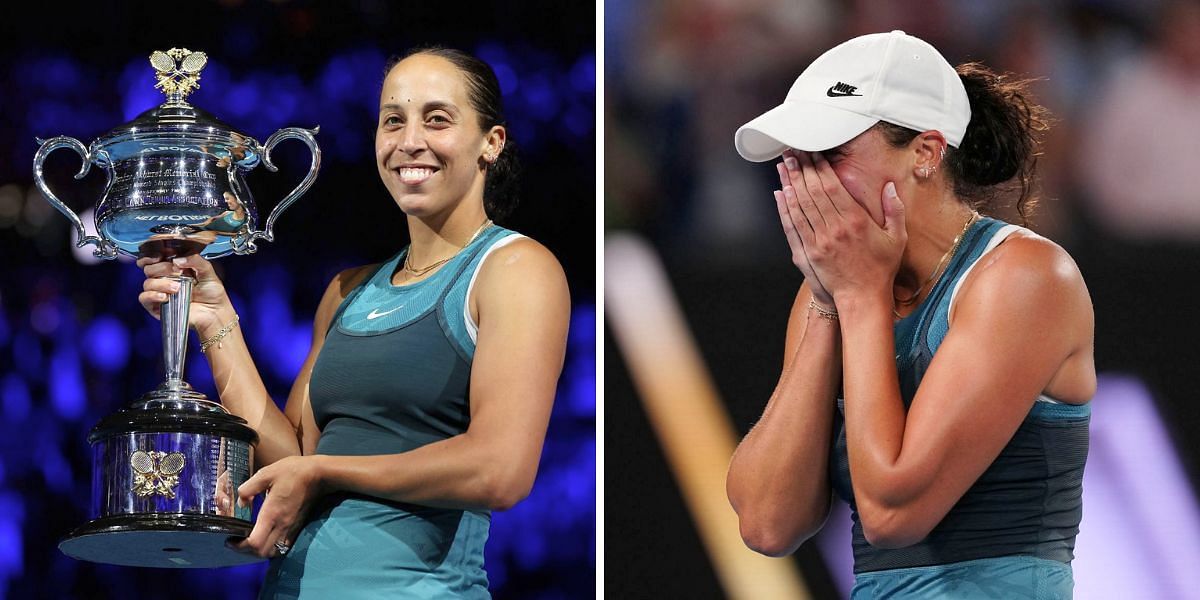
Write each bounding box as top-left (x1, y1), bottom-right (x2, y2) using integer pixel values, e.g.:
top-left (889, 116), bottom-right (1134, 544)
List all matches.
top-left (892, 211), bottom-right (978, 318)
top-left (403, 219), bottom-right (493, 277)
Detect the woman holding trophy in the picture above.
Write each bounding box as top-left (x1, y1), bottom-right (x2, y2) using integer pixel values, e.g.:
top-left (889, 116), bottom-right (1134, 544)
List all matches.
top-left (136, 47), bottom-right (570, 597)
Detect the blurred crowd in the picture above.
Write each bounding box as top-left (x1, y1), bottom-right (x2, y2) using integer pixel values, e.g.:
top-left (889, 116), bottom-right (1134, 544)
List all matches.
top-left (606, 0), bottom-right (1200, 473)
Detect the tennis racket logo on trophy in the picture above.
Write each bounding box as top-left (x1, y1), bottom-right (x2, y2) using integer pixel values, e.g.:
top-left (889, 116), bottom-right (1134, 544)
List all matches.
top-left (32, 48), bottom-right (320, 568)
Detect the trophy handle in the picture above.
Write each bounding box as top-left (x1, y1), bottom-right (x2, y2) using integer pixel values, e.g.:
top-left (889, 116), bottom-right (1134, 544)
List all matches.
top-left (235, 126), bottom-right (321, 254)
top-left (32, 136), bottom-right (119, 259)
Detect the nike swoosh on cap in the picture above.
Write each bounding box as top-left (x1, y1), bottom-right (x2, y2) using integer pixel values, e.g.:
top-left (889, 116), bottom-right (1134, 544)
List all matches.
top-left (367, 305), bottom-right (405, 320)
top-left (826, 81), bottom-right (863, 97)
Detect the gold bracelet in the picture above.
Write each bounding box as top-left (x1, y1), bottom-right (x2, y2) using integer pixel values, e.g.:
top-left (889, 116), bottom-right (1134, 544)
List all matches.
top-left (808, 299), bottom-right (839, 321)
top-left (200, 315), bottom-right (240, 353)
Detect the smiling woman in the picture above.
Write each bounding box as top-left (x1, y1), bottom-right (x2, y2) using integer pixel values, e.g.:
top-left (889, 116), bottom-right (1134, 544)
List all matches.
top-left (134, 46), bottom-right (570, 599)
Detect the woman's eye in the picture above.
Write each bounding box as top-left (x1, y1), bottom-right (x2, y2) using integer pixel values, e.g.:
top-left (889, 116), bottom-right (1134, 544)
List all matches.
top-left (383, 115), bottom-right (401, 126)
top-left (427, 114), bottom-right (451, 125)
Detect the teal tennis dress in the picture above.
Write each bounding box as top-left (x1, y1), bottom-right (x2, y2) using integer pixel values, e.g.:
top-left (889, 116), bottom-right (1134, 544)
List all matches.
top-left (258, 226), bottom-right (524, 599)
top-left (830, 218), bottom-right (1089, 599)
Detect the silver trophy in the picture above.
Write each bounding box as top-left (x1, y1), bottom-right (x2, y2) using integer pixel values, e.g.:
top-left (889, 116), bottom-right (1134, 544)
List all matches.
top-left (33, 48), bottom-right (320, 568)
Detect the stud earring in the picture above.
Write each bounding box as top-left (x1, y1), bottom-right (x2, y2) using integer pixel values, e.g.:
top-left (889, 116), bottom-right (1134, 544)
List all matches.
top-left (918, 167), bottom-right (930, 178)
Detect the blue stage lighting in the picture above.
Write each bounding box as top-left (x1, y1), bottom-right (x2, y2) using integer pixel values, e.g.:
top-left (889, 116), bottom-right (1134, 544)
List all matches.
top-left (48, 346), bottom-right (85, 421)
top-left (82, 315), bottom-right (130, 373)
top-left (12, 331), bottom-right (43, 382)
top-left (570, 54), bottom-right (595, 94)
top-left (1, 375), bottom-right (31, 422)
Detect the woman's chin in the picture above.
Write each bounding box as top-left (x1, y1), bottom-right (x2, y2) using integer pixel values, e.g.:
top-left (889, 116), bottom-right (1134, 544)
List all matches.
top-left (393, 197), bottom-right (440, 218)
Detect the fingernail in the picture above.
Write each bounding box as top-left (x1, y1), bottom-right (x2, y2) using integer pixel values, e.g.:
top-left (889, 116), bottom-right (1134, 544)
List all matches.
top-left (885, 182), bottom-right (897, 197)
top-left (172, 257), bottom-right (187, 266)
top-left (784, 156), bottom-right (798, 170)
top-left (168, 281), bottom-right (180, 291)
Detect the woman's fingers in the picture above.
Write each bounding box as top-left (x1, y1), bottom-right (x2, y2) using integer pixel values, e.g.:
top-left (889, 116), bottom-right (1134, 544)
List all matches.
top-left (173, 254), bottom-right (218, 283)
top-left (795, 151), bottom-right (835, 222)
top-left (809, 152), bottom-right (857, 215)
top-left (139, 254), bottom-right (218, 282)
top-left (231, 509), bottom-right (287, 558)
top-left (781, 186), bottom-right (816, 241)
top-left (137, 292), bottom-right (164, 319)
top-left (135, 256), bottom-right (164, 269)
top-left (776, 161), bottom-right (790, 190)
top-left (141, 259), bottom-right (184, 278)
top-left (781, 150), bottom-right (806, 195)
top-left (144, 278), bottom-right (182, 294)
top-left (137, 277), bottom-right (184, 318)
top-left (237, 468), bottom-right (271, 508)
top-left (229, 474), bottom-right (283, 557)
top-left (774, 190), bottom-right (805, 253)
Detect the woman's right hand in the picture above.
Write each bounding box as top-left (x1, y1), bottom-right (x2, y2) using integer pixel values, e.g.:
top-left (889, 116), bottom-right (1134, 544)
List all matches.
top-left (774, 151), bottom-right (835, 309)
top-left (136, 254), bottom-right (234, 336)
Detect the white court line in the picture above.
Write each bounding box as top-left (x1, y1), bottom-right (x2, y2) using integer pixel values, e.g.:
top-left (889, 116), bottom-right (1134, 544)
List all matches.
top-left (605, 233), bottom-right (809, 599)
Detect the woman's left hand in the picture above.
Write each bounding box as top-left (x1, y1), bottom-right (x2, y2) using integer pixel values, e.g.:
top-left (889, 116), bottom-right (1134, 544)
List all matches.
top-left (229, 455), bottom-right (325, 558)
top-left (779, 151), bottom-right (907, 302)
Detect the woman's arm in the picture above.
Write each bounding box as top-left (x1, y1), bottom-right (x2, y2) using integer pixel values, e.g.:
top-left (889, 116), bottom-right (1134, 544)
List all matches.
top-left (836, 235), bottom-right (1094, 548)
top-left (727, 281), bottom-right (841, 557)
top-left (781, 150), bottom-right (1095, 549)
top-left (234, 238), bottom-right (570, 557)
top-left (140, 256), bottom-right (373, 466)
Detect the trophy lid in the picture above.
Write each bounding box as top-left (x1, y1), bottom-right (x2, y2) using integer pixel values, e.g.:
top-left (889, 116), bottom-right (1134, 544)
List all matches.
top-left (91, 48), bottom-right (260, 168)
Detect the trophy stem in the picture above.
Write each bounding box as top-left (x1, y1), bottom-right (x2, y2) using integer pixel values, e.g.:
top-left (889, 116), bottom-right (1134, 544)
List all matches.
top-left (161, 274), bottom-right (194, 389)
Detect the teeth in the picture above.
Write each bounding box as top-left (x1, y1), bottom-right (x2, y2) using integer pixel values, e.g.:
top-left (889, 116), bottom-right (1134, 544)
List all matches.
top-left (398, 167), bottom-right (434, 184)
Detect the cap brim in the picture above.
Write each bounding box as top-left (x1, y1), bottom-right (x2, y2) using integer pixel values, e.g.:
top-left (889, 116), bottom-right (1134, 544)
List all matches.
top-left (734, 101), bottom-right (880, 162)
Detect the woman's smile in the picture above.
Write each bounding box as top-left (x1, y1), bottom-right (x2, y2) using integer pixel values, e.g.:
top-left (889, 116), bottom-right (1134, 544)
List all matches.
top-left (393, 165), bottom-right (440, 186)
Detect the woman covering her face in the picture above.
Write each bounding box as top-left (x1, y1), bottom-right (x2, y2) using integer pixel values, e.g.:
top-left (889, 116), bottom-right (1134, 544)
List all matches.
top-left (137, 47), bottom-right (570, 598)
top-left (727, 31), bottom-right (1093, 599)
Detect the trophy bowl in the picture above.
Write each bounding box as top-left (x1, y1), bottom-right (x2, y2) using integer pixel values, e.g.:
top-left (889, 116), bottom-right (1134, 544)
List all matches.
top-left (34, 48), bottom-right (320, 568)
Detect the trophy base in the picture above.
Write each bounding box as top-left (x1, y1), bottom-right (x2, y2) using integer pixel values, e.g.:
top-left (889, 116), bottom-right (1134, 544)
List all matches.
top-left (59, 513), bottom-right (265, 568)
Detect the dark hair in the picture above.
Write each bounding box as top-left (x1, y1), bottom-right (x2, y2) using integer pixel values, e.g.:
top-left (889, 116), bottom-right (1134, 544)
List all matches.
top-left (875, 62), bottom-right (1050, 223)
top-left (382, 46), bottom-right (521, 222)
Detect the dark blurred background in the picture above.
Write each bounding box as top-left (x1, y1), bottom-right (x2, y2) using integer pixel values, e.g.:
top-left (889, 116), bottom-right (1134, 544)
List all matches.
top-left (606, 0), bottom-right (1200, 597)
top-left (0, 1), bottom-right (595, 598)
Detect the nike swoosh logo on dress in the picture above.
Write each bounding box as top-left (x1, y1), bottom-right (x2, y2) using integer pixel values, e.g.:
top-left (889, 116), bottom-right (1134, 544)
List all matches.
top-left (367, 305), bottom-right (404, 320)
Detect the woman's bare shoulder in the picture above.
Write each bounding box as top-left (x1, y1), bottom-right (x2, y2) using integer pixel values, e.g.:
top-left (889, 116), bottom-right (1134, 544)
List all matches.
top-left (476, 236), bottom-right (565, 287)
top-left (473, 235), bottom-right (569, 315)
top-left (956, 228), bottom-right (1090, 322)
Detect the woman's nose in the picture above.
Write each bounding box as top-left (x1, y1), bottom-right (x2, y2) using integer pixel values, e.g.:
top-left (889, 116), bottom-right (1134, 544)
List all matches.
top-left (397, 125), bottom-right (425, 155)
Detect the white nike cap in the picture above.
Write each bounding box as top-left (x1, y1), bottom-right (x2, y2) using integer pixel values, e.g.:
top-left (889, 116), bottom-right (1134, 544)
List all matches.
top-left (734, 30), bottom-right (971, 162)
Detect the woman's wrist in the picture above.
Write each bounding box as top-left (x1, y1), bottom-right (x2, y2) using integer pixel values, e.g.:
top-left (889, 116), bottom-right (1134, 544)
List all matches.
top-left (196, 303), bottom-right (239, 339)
top-left (834, 288), bottom-right (893, 319)
top-left (808, 299), bottom-right (840, 322)
top-left (307, 454), bottom-right (336, 496)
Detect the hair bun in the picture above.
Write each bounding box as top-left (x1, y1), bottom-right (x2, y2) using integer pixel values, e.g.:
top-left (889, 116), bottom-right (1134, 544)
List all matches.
top-left (944, 62), bottom-right (1049, 220)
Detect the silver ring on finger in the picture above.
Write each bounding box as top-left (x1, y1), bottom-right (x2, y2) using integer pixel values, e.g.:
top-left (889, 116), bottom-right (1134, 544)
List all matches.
top-left (274, 541), bottom-right (290, 556)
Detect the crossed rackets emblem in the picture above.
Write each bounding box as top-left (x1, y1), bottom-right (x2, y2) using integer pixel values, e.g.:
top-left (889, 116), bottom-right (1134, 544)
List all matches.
top-left (130, 449), bottom-right (186, 499)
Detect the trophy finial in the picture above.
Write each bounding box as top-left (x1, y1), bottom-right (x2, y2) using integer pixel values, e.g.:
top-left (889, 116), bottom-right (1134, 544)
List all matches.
top-left (150, 48), bottom-right (208, 107)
